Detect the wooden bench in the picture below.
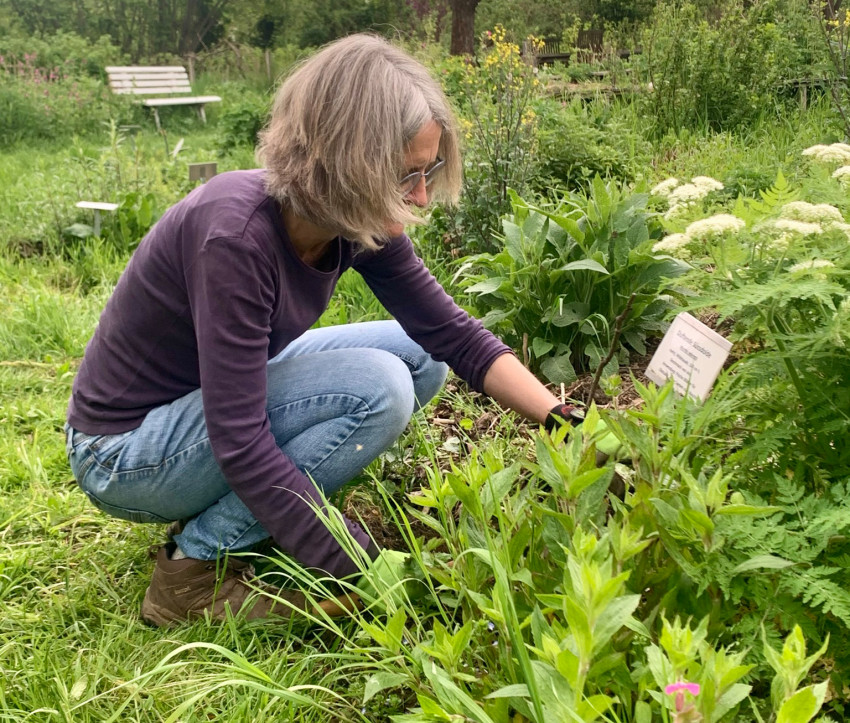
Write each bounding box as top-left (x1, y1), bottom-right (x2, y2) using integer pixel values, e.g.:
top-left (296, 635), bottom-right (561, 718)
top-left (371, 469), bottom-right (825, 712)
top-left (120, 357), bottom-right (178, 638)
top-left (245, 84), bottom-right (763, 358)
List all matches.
top-left (105, 66), bottom-right (221, 131)
top-left (523, 38), bottom-right (571, 68)
top-left (576, 29), bottom-right (604, 63)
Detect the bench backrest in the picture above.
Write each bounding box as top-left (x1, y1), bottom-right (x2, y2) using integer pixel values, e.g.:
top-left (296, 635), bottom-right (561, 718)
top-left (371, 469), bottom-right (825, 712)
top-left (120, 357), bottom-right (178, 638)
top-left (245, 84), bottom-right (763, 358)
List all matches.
top-left (105, 66), bottom-right (192, 96)
top-left (576, 29), bottom-right (604, 52)
top-left (539, 37), bottom-right (563, 55)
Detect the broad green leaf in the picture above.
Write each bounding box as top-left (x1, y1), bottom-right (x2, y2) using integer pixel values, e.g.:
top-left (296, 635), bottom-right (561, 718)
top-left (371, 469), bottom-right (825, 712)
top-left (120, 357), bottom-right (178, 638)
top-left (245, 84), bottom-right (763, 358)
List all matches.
top-left (622, 330), bottom-right (647, 355)
top-left (540, 353), bottom-right (577, 385)
top-left (592, 175), bottom-right (612, 219)
top-left (555, 647), bottom-right (579, 688)
top-left (383, 607), bottom-right (408, 651)
top-left (501, 220), bottom-right (525, 262)
top-left (594, 594), bottom-right (641, 650)
top-left (777, 683), bottom-right (827, 723)
top-left (613, 231), bottom-right (630, 268)
top-left (577, 694), bottom-right (614, 722)
top-left (466, 277), bottom-right (506, 295)
top-left (138, 195), bottom-right (153, 227)
top-left (529, 659), bottom-right (576, 711)
top-left (547, 301), bottom-right (590, 327)
top-left (732, 555), bottom-right (796, 575)
top-left (714, 682), bottom-right (753, 720)
top-left (422, 662), bottom-right (498, 723)
top-left (480, 463), bottom-right (520, 516)
top-left (363, 672), bottom-right (408, 704)
top-left (417, 695), bottom-right (453, 719)
top-left (625, 220), bottom-right (649, 249)
top-left (480, 309), bottom-right (513, 328)
top-left (531, 337), bottom-right (554, 358)
top-left (446, 474), bottom-right (480, 514)
top-left (566, 466), bottom-right (609, 499)
top-left (634, 701), bottom-right (652, 723)
top-left (716, 504), bottom-right (782, 516)
top-left (623, 616), bottom-right (652, 638)
top-left (681, 508), bottom-right (714, 536)
top-left (484, 684), bottom-right (530, 699)
top-left (560, 259), bottom-right (610, 275)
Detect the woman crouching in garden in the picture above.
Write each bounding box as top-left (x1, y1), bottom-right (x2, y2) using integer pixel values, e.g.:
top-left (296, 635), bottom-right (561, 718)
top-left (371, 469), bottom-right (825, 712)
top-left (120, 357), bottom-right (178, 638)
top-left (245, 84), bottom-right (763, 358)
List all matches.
top-left (65, 33), bottom-right (573, 626)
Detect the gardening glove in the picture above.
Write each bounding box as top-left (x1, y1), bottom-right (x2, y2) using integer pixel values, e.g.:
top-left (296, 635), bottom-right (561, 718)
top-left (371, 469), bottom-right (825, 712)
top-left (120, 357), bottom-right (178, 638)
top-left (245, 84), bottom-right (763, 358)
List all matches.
top-left (545, 403), bottom-right (623, 460)
top-left (358, 549), bottom-right (424, 609)
top-left (544, 403), bottom-right (585, 431)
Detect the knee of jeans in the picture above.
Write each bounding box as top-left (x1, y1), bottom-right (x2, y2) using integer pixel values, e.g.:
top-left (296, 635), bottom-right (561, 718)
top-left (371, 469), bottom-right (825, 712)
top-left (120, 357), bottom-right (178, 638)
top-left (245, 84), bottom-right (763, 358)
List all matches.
top-left (414, 358), bottom-right (449, 409)
top-left (364, 351), bottom-right (416, 432)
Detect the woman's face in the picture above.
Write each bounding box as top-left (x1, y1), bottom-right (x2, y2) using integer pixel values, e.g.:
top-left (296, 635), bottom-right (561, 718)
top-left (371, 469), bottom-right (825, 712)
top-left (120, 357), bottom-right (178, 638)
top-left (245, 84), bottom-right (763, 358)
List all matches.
top-left (385, 120), bottom-right (442, 237)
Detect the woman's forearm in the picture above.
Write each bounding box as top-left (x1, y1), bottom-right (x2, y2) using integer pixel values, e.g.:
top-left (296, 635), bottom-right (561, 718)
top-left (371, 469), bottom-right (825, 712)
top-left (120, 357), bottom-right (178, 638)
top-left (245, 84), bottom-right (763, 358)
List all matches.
top-left (481, 353), bottom-right (561, 424)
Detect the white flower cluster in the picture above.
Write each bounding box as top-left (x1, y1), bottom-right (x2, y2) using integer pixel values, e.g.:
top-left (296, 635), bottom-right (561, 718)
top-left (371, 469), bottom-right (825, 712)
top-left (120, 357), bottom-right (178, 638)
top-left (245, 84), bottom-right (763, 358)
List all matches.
top-left (684, 214), bottom-right (746, 241)
top-left (652, 232), bottom-right (690, 254)
top-left (691, 176), bottom-right (725, 192)
top-left (668, 183), bottom-right (705, 204)
top-left (833, 165), bottom-right (850, 186)
top-left (773, 219), bottom-right (823, 237)
top-left (787, 259), bottom-right (835, 274)
top-left (650, 175), bottom-right (725, 220)
top-left (652, 214), bottom-right (745, 255)
top-left (780, 201), bottom-right (844, 224)
top-left (650, 177), bottom-right (679, 197)
top-left (802, 143), bottom-right (850, 164)
top-left (777, 201), bottom-right (850, 239)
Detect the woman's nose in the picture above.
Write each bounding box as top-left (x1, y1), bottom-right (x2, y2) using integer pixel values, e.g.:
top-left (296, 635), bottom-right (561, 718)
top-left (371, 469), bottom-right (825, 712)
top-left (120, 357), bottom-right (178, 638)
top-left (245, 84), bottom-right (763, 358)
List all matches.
top-left (405, 176), bottom-right (428, 207)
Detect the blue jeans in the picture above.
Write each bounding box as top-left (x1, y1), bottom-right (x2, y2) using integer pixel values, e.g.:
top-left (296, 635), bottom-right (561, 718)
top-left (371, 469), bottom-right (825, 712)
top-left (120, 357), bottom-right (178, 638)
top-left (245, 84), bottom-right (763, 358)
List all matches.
top-left (65, 321), bottom-right (448, 560)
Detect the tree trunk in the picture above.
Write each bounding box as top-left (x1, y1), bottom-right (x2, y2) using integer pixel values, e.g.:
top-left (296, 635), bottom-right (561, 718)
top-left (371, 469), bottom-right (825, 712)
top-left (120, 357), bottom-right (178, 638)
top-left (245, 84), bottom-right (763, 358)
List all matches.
top-left (449, 0), bottom-right (480, 56)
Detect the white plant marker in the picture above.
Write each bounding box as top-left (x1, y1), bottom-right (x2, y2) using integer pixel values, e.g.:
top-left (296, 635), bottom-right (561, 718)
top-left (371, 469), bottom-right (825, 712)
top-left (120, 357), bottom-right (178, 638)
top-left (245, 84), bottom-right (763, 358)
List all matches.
top-left (645, 312), bottom-right (732, 401)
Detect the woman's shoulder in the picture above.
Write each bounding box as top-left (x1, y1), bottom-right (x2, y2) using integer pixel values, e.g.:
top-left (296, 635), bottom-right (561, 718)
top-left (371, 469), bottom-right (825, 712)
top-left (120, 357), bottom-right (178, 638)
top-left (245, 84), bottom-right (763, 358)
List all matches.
top-left (179, 169), bottom-right (282, 248)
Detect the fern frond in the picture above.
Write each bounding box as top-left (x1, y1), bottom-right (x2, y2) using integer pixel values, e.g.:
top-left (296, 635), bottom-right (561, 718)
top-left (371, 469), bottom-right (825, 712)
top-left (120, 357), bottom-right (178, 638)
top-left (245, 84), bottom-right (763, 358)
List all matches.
top-left (784, 568), bottom-right (850, 629)
top-left (746, 170), bottom-right (800, 216)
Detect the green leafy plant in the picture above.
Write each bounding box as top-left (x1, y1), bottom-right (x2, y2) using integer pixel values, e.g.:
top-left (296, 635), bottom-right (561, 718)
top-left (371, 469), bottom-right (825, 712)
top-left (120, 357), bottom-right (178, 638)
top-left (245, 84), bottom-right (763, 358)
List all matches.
top-left (432, 27), bottom-right (541, 256)
top-left (216, 92), bottom-right (270, 153)
top-left (458, 180), bottom-right (688, 384)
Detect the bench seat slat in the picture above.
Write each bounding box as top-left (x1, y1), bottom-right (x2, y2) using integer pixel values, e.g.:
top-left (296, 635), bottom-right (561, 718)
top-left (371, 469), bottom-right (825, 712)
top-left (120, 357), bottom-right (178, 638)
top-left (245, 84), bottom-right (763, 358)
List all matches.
top-left (114, 87), bottom-right (194, 95)
top-left (106, 65), bottom-right (186, 73)
top-left (110, 80), bottom-right (193, 87)
top-left (142, 95), bottom-right (222, 107)
top-left (110, 74), bottom-right (190, 83)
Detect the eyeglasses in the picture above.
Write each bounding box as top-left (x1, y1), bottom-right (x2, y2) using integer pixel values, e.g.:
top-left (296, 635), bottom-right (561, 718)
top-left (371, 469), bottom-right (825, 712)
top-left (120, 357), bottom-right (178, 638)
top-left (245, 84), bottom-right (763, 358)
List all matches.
top-left (399, 157), bottom-right (445, 195)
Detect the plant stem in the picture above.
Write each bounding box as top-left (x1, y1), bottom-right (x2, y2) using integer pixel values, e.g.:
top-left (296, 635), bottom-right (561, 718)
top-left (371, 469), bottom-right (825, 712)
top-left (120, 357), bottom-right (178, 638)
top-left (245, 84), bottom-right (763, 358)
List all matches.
top-left (586, 293), bottom-right (635, 406)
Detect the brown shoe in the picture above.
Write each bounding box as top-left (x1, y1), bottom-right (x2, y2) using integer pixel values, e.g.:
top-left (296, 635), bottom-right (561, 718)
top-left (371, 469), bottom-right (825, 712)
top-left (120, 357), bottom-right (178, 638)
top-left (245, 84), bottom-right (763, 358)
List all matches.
top-left (141, 543), bottom-right (308, 627)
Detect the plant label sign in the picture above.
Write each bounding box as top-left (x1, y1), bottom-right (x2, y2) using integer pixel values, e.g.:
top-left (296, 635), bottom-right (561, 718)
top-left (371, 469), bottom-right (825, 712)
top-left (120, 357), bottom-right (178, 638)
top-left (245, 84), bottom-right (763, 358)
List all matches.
top-left (645, 312), bottom-right (731, 401)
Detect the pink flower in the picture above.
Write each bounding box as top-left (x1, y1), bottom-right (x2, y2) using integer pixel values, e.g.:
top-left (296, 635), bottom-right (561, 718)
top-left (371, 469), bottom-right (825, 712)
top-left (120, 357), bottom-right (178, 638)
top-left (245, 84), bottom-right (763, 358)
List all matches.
top-left (665, 682), bottom-right (700, 717)
top-left (665, 682), bottom-right (700, 696)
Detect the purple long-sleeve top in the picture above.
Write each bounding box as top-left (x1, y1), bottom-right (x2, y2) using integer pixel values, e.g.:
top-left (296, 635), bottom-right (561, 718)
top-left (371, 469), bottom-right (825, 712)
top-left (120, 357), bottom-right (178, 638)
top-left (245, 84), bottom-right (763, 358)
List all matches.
top-left (67, 170), bottom-right (511, 577)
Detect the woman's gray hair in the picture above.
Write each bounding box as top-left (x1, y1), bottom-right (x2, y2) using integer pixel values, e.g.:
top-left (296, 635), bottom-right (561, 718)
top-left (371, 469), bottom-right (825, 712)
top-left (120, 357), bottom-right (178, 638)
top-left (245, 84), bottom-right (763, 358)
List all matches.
top-left (257, 34), bottom-right (461, 251)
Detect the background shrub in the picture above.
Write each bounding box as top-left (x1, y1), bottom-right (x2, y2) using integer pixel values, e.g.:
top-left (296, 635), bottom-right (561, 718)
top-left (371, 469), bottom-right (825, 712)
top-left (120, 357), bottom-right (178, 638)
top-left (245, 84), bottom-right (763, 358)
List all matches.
top-left (0, 33), bottom-right (136, 147)
top-left (532, 97), bottom-right (647, 193)
top-left (215, 88), bottom-right (271, 153)
top-left (641, 0), bottom-right (825, 135)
